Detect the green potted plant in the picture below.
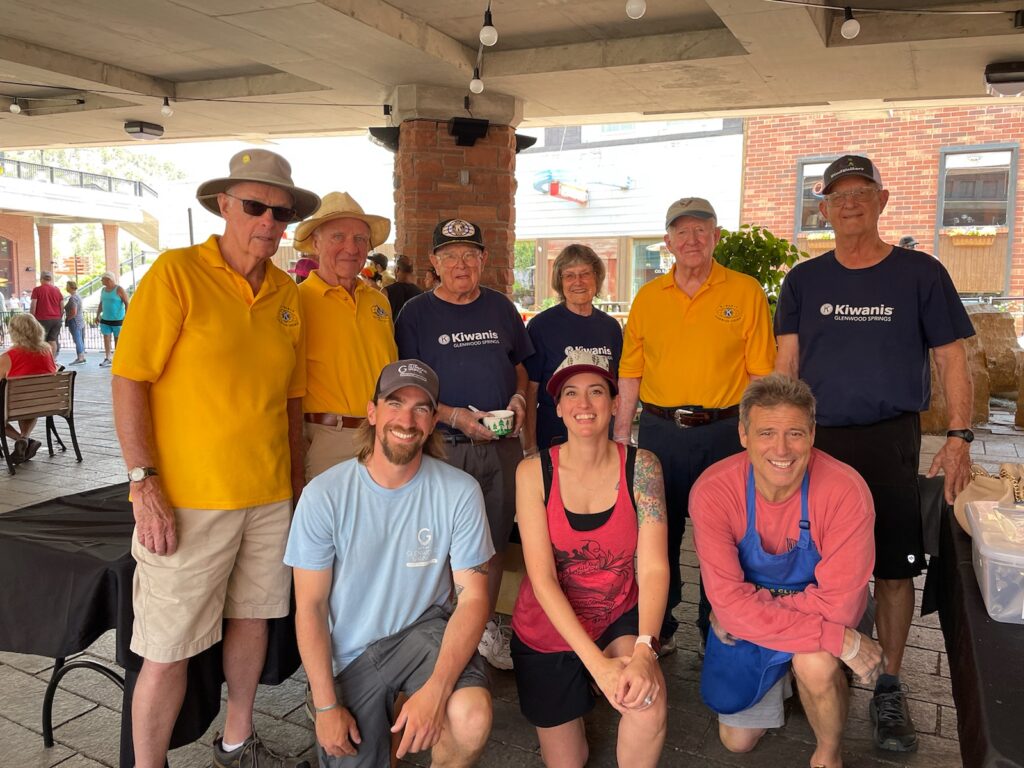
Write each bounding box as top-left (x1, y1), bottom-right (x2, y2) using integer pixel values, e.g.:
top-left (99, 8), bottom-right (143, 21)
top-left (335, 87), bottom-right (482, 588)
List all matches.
top-left (714, 224), bottom-right (803, 312)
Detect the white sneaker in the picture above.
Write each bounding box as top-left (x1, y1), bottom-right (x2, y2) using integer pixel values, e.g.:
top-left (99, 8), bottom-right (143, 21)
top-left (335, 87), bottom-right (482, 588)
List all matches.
top-left (99, 358), bottom-right (112, 368)
top-left (478, 619), bottom-right (513, 670)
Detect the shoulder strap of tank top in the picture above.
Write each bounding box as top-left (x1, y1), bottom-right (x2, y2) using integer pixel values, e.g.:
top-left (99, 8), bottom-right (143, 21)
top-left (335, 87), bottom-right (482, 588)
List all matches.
top-left (626, 444), bottom-right (638, 511)
top-left (541, 447), bottom-right (554, 505)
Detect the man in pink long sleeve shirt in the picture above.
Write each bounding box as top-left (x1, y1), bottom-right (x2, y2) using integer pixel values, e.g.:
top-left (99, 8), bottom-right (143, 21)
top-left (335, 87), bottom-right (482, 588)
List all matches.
top-left (691, 374), bottom-right (884, 768)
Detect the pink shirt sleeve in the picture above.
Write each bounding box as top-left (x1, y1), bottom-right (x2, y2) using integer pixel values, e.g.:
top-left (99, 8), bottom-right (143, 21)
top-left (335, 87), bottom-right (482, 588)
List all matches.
top-left (690, 452), bottom-right (875, 657)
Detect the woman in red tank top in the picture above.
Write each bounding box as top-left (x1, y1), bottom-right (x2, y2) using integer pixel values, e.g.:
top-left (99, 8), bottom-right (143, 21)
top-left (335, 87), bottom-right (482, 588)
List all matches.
top-left (511, 350), bottom-right (669, 767)
top-left (1, 313), bottom-right (57, 463)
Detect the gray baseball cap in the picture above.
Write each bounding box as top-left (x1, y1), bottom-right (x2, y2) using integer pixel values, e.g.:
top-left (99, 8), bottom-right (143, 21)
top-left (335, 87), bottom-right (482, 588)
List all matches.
top-left (821, 155), bottom-right (883, 194)
top-left (374, 359), bottom-right (439, 409)
top-left (665, 197), bottom-right (717, 228)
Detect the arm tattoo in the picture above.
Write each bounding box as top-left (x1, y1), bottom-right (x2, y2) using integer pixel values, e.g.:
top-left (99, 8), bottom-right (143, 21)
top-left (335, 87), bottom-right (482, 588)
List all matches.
top-left (468, 562), bottom-right (490, 575)
top-left (634, 451), bottom-right (667, 526)
top-left (454, 583), bottom-right (464, 598)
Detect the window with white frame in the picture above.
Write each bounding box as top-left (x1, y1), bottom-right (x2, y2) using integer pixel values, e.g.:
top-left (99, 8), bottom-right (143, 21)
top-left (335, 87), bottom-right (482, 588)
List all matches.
top-left (941, 150), bottom-right (1012, 228)
top-left (796, 161), bottom-right (832, 233)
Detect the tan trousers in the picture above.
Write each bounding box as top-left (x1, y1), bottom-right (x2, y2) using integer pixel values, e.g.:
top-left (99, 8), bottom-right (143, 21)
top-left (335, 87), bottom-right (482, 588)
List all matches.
top-left (304, 421), bottom-right (360, 480)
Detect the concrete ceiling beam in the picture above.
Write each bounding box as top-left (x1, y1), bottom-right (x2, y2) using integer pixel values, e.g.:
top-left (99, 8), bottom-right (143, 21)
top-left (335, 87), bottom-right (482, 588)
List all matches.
top-left (175, 73), bottom-right (329, 100)
top-left (484, 28), bottom-right (747, 77)
top-left (0, 34), bottom-right (174, 98)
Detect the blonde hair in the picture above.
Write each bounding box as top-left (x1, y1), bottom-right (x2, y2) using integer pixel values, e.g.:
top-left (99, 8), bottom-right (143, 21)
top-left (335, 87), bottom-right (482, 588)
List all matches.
top-left (8, 313), bottom-right (51, 354)
top-left (353, 418), bottom-right (446, 463)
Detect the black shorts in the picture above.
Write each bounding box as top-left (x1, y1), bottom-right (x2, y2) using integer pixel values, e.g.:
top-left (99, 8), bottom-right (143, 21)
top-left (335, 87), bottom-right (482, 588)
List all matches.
top-left (511, 603), bottom-right (639, 728)
top-left (814, 412), bottom-right (924, 579)
top-left (39, 318), bottom-right (62, 342)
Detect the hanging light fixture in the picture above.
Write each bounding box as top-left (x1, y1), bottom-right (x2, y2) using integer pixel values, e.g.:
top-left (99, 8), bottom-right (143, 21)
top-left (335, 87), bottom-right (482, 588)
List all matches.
top-left (840, 7), bottom-right (860, 39)
top-left (625, 0), bottom-right (647, 19)
top-left (479, 4), bottom-right (498, 46)
top-left (470, 68), bottom-right (484, 94)
top-left (8, 99), bottom-right (21, 114)
top-left (161, 97), bottom-right (174, 117)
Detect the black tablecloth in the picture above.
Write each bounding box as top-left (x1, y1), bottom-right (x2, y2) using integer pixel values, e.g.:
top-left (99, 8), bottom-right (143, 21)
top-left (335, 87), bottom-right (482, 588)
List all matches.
top-left (0, 484), bottom-right (301, 767)
top-left (927, 506), bottom-right (1024, 768)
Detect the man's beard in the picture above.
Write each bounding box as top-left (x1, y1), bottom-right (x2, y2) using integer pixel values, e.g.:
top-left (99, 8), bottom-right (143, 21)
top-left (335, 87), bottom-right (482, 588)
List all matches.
top-left (378, 427), bottom-right (424, 466)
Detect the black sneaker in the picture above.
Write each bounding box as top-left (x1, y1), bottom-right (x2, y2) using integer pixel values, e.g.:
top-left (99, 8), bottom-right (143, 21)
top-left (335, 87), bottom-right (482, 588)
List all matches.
top-left (870, 683), bottom-right (918, 752)
top-left (213, 731), bottom-right (311, 768)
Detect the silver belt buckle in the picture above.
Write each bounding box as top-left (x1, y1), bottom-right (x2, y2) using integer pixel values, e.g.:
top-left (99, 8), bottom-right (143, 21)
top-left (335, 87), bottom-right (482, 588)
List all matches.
top-left (673, 408), bottom-right (693, 428)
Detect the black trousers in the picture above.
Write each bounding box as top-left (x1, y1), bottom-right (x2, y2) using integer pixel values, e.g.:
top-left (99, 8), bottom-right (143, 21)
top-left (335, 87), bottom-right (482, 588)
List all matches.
top-left (637, 410), bottom-right (742, 639)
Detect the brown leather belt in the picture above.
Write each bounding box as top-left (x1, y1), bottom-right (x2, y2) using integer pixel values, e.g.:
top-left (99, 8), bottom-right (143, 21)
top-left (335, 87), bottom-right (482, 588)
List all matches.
top-left (304, 413), bottom-right (366, 429)
top-left (643, 403), bottom-right (740, 428)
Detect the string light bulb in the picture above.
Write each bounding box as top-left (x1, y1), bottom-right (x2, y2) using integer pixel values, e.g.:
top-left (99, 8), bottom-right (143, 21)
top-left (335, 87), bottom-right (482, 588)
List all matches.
top-left (840, 7), bottom-right (860, 39)
top-left (469, 69), bottom-right (484, 94)
top-left (479, 7), bottom-right (498, 46)
top-left (161, 97), bottom-right (174, 117)
top-left (625, 0), bottom-right (647, 19)
top-left (8, 100), bottom-right (21, 114)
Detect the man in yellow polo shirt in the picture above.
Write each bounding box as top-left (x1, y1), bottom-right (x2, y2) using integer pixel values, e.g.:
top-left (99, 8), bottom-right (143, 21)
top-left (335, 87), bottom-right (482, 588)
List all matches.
top-left (613, 197), bottom-right (775, 655)
top-left (292, 192), bottom-right (397, 479)
top-left (111, 149), bottom-right (318, 768)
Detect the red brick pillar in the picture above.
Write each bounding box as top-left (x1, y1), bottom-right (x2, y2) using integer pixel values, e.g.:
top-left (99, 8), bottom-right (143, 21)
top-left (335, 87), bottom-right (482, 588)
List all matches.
top-left (102, 223), bottom-right (119, 275)
top-left (394, 120), bottom-right (517, 294)
top-left (36, 224), bottom-right (54, 276)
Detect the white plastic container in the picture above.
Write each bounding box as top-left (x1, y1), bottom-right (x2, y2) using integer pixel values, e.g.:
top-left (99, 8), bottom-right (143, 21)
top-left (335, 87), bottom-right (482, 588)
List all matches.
top-left (966, 501), bottom-right (1024, 624)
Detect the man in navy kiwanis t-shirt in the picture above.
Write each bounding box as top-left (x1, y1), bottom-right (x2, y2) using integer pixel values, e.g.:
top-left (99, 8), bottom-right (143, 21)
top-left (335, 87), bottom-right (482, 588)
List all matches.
top-left (773, 154), bottom-right (974, 755)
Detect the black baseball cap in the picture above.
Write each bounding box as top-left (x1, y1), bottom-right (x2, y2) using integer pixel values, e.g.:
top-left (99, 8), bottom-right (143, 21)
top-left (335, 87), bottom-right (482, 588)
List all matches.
top-left (432, 219), bottom-right (485, 252)
top-left (374, 360), bottom-right (439, 409)
top-left (821, 155), bottom-right (883, 194)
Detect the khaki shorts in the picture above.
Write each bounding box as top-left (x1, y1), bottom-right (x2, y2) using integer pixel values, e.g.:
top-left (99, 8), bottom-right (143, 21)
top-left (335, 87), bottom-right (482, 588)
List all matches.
top-left (130, 500), bottom-right (292, 663)
top-left (304, 422), bottom-right (360, 481)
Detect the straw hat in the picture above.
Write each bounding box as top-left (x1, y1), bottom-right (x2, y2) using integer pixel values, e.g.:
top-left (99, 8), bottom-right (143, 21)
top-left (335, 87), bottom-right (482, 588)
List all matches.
top-left (293, 192), bottom-right (391, 253)
top-left (196, 149), bottom-right (320, 220)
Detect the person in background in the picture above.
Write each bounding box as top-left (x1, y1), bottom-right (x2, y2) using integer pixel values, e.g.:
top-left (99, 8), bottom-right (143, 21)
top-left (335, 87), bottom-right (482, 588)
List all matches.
top-left (423, 266), bottom-right (441, 292)
top-left (775, 154), bottom-right (975, 752)
top-left (1, 313), bottom-right (57, 464)
top-left (292, 191), bottom-right (397, 480)
top-left (289, 257), bottom-right (319, 285)
top-left (384, 255), bottom-right (424, 320)
top-left (30, 271), bottom-right (63, 359)
top-left (522, 244), bottom-right (623, 456)
top-left (614, 197), bottom-right (776, 655)
top-left (370, 253), bottom-right (395, 287)
top-left (897, 236), bottom-right (919, 250)
top-left (512, 351), bottom-right (668, 768)
top-left (96, 271), bottom-right (129, 368)
top-left (395, 218), bottom-right (534, 671)
top-left (64, 281), bottom-right (87, 365)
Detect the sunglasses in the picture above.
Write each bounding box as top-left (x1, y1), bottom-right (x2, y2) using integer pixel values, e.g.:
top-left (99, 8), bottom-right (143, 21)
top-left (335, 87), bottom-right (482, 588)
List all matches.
top-left (224, 192), bottom-right (296, 223)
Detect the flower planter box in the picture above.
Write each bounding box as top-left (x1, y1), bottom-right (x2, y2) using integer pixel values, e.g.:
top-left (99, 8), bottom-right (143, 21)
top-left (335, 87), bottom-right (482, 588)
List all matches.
top-left (950, 235), bottom-right (996, 247)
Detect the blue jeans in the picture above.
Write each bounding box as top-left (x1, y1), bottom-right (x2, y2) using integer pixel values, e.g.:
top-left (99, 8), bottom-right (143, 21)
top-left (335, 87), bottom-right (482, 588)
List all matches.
top-left (68, 323), bottom-right (85, 356)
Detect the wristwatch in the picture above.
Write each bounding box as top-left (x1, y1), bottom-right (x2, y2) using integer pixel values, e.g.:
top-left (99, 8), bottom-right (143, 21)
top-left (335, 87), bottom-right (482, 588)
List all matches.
top-left (127, 466), bottom-right (159, 482)
top-left (635, 635), bottom-right (660, 656)
top-left (946, 429), bottom-right (975, 444)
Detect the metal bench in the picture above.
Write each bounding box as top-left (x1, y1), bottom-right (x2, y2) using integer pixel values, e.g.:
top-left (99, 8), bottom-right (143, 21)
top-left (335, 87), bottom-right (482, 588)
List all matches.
top-left (0, 370), bottom-right (83, 474)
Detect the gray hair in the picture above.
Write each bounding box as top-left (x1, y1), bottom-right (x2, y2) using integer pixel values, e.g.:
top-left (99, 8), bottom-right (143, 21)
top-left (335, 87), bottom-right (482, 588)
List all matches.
top-left (551, 244), bottom-right (606, 301)
top-left (739, 373), bottom-right (816, 428)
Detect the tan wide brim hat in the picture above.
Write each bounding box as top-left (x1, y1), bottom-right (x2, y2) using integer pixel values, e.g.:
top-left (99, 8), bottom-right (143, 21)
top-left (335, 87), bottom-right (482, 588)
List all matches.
top-left (293, 191), bottom-right (391, 253)
top-left (196, 149), bottom-right (320, 221)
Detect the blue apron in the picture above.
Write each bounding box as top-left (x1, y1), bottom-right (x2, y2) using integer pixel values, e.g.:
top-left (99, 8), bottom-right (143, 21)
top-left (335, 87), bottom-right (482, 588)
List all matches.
top-left (700, 466), bottom-right (822, 715)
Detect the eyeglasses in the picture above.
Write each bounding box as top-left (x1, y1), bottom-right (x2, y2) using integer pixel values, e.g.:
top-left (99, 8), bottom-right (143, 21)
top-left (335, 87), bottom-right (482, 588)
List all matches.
top-left (824, 186), bottom-right (878, 206)
top-left (224, 193), bottom-right (296, 223)
top-left (438, 251), bottom-right (484, 265)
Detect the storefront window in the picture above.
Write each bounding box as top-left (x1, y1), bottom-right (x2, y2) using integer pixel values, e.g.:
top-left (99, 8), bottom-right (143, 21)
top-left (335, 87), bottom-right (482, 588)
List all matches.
top-left (0, 238), bottom-right (12, 301)
top-left (941, 150), bottom-right (1012, 227)
top-left (632, 237), bottom-right (669, 297)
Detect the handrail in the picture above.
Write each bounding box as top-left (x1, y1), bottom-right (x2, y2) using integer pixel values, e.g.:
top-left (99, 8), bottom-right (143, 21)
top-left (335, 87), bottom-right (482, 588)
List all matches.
top-left (0, 158), bottom-right (158, 199)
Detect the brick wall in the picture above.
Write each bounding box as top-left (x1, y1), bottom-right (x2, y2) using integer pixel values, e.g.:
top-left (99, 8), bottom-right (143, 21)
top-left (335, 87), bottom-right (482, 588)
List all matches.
top-left (393, 120), bottom-right (517, 295)
top-left (0, 214), bottom-right (38, 299)
top-left (742, 106), bottom-right (1024, 294)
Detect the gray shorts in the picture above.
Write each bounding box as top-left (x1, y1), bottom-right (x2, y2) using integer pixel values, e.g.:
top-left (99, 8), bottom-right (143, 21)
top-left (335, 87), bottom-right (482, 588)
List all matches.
top-left (319, 605), bottom-right (489, 768)
top-left (443, 438), bottom-right (520, 553)
top-left (717, 672), bottom-right (792, 730)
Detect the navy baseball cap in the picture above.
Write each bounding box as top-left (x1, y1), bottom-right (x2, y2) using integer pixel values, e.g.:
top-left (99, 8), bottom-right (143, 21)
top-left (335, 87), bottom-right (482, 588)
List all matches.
top-left (821, 155), bottom-right (883, 194)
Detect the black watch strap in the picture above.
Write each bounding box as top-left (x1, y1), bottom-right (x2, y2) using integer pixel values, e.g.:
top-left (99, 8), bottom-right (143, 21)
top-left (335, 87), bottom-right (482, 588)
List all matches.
top-left (946, 429), bottom-right (974, 444)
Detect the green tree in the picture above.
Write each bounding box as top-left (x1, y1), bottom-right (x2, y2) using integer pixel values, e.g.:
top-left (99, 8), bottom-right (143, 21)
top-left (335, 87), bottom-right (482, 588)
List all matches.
top-left (714, 225), bottom-right (804, 313)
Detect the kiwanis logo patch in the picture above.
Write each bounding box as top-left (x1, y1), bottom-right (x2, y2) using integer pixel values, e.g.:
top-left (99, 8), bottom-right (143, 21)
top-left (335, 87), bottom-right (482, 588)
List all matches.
top-left (372, 304), bottom-right (388, 321)
top-left (715, 304), bottom-right (741, 323)
top-left (278, 306), bottom-right (299, 326)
